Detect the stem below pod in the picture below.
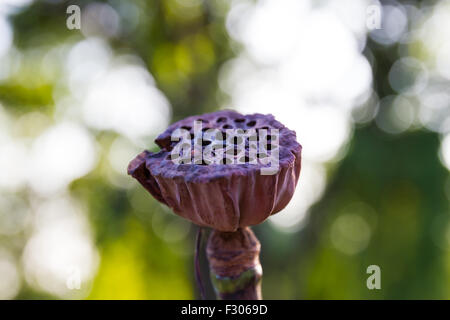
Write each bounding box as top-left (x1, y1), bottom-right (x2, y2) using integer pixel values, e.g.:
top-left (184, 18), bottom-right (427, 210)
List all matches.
top-left (206, 227), bottom-right (262, 300)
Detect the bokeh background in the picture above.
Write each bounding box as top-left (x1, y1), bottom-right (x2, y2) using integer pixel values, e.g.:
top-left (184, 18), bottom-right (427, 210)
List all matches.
top-left (0, 0), bottom-right (450, 299)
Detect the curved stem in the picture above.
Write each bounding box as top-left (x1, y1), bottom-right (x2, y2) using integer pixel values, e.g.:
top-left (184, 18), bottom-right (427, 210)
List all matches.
top-left (206, 227), bottom-right (262, 300)
top-left (194, 227), bottom-right (206, 299)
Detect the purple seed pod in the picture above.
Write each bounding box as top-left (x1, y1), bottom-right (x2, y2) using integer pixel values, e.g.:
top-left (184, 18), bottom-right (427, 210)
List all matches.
top-left (128, 110), bottom-right (301, 232)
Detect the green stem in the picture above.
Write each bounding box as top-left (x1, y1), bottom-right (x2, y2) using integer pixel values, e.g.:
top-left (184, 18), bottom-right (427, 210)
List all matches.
top-left (206, 227), bottom-right (262, 300)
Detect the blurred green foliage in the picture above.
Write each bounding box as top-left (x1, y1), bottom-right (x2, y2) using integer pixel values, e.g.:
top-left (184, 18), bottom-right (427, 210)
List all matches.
top-left (4, 0), bottom-right (234, 300)
top-left (1, 0), bottom-right (449, 300)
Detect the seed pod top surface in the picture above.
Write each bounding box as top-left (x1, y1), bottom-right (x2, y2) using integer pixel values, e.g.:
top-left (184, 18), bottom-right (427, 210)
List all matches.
top-left (128, 110), bottom-right (302, 232)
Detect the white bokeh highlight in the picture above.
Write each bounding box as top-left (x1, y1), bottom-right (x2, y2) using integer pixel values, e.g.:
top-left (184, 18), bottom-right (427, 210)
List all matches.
top-left (22, 196), bottom-right (99, 298)
top-left (224, 0), bottom-right (373, 230)
top-left (28, 123), bottom-right (97, 196)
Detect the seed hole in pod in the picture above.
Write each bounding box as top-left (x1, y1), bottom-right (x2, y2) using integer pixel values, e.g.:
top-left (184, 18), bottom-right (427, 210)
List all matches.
top-left (181, 143), bottom-right (191, 149)
top-left (238, 156), bottom-right (251, 163)
top-left (194, 157), bottom-right (208, 165)
top-left (234, 118), bottom-right (245, 123)
top-left (202, 140), bottom-right (212, 146)
top-left (226, 148), bottom-right (236, 156)
top-left (216, 117), bottom-right (227, 123)
top-left (223, 124), bottom-right (232, 129)
top-left (258, 153), bottom-right (268, 159)
top-left (222, 157), bottom-right (233, 165)
top-left (260, 126), bottom-right (269, 131)
top-left (212, 143), bottom-right (224, 150)
top-left (233, 136), bottom-right (243, 144)
top-left (247, 120), bottom-right (256, 127)
top-left (166, 154), bottom-right (178, 160)
top-left (181, 126), bottom-right (192, 131)
top-left (196, 119), bottom-right (207, 123)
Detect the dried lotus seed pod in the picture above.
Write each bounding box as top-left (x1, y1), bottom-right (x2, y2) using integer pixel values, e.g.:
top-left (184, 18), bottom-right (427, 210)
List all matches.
top-left (128, 110), bottom-right (302, 232)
